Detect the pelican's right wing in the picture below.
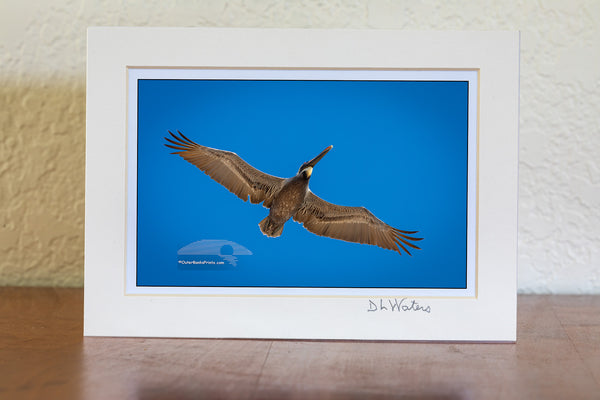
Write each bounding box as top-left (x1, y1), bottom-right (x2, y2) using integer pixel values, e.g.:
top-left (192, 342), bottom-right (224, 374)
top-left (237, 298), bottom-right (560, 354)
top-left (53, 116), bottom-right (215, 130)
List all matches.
top-left (293, 191), bottom-right (422, 255)
top-left (165, 131), bottom-right (285, 207)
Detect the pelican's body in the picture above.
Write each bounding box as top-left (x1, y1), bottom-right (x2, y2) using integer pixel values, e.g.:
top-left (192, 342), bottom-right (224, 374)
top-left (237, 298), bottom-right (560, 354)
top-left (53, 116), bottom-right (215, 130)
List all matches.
top-left (259, 171), bottom-right (311, 237)
top-left (165, 131), bottom-right (422, 255)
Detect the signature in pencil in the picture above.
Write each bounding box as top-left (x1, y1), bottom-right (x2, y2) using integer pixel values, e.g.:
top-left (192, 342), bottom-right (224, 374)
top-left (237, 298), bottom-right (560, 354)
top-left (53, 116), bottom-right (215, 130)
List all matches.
top-left (367, 298), bottom-right (431, 314)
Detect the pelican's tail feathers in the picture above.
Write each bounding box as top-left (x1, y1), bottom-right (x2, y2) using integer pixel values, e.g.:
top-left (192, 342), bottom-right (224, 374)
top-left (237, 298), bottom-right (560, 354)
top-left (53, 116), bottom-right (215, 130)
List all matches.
top-left (259, 216), bottom-right (284, 237)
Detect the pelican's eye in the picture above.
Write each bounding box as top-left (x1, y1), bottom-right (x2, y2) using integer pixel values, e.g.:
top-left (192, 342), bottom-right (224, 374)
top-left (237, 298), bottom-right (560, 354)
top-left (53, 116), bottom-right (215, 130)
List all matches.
top-left (298, 162), bottom-right (309, 173)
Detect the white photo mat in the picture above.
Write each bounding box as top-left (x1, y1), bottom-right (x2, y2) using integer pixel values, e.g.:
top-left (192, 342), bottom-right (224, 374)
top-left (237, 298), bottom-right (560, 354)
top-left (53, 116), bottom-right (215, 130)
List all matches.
top-left (126, 67), bottom-right (478, 297)
top-left (85, 28), bottom-right (519, 341)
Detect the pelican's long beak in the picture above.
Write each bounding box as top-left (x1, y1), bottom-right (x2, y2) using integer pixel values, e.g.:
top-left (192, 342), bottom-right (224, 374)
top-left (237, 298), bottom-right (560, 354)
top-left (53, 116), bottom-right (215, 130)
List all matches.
top-left (307, 145), bottom-right (333, 168)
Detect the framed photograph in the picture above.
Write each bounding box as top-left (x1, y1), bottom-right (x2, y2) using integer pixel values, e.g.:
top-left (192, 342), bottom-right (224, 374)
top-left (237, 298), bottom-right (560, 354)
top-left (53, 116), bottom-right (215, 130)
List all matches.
top-left (85, 28), bottom-right (519, 341)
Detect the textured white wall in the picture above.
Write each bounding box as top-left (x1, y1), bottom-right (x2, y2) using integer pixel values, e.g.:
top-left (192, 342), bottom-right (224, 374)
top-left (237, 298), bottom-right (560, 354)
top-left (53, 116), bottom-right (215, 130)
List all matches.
top-left (0, 1), bottom-right (598, 292)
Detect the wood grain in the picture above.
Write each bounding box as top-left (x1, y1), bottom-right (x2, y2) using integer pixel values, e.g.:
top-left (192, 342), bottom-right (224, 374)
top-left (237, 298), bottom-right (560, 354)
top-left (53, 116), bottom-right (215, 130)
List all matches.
top-left (0, 288), bottom-right (599, 399)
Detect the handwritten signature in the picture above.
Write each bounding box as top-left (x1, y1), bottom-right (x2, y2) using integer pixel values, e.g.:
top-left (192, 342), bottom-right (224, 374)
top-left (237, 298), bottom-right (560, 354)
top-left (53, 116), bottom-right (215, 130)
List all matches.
top-left (367, 298), bottom-right (431, 314)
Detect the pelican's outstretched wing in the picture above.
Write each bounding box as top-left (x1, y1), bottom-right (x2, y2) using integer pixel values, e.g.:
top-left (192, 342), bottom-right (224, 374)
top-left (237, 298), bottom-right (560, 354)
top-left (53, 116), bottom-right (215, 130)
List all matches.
top-left (293, 191), bottom-right (422, 255)
top-left (165, 131), bottom-right (285, 207)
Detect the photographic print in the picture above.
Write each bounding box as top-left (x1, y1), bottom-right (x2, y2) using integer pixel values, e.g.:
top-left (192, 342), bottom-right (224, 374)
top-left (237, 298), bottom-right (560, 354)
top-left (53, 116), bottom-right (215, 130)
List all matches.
top-left (86, 28), bottom-right (518, 340)
top-left (127, 69), bottom-right (477, 295)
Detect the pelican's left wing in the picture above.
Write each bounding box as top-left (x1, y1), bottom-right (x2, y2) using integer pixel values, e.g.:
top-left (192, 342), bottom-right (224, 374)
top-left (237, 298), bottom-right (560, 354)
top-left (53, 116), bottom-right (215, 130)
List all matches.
top-left (165, 131), bottom-right (285, 207)
top-left (293, 191), bottom-right (422, 255)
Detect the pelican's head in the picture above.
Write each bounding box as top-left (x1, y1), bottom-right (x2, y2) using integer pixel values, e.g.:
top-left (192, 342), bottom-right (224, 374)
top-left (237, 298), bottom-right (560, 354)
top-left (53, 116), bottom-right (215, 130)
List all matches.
top-left (298, 145), bottom-right (333, 180)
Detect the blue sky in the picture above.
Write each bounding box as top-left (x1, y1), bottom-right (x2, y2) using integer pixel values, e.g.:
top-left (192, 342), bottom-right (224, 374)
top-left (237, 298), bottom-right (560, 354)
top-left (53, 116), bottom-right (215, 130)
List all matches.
top-left (136, 79), bottom-right (469, 288)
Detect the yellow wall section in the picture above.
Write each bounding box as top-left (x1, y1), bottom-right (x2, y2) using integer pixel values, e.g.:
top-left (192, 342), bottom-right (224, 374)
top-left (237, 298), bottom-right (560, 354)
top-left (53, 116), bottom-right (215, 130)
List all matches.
top-left (1, 1), bottom-right (599, 291)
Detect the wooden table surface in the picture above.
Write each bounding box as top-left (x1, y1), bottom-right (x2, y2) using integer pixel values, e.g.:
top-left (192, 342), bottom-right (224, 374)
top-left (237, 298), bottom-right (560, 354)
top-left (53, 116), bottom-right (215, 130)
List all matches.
top-left (0, 288), bottom-right (598, 400)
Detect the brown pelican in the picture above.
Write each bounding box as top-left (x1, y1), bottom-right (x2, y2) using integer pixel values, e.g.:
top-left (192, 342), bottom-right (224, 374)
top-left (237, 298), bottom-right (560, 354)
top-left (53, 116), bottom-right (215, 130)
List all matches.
top-left (164, 131), bottom-right (422, 255)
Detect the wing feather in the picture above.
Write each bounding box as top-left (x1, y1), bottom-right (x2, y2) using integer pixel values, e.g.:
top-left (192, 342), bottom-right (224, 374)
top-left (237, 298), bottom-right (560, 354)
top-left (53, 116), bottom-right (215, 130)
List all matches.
top-left (293, 192), bottom-right (422, 255)
top-left (165, 131), bottom-right (284, 206)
